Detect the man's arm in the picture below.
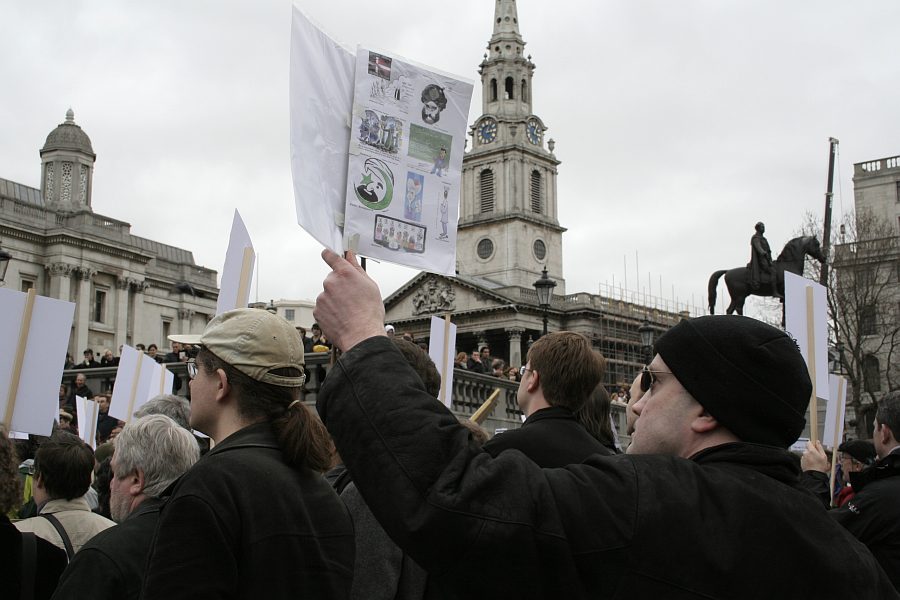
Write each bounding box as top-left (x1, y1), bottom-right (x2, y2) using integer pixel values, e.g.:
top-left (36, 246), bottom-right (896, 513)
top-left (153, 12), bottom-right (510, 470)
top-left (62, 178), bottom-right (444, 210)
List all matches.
top-left (52, 547), bottom-right (122, 600)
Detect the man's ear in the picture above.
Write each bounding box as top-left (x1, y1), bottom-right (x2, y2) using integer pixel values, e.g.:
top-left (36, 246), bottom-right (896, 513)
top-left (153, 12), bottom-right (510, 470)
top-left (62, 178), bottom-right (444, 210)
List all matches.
top-left (881, 423), bottom-right (897, 447)
top-left (130, 469), bottom-right (146, 498)
top-left (527, 370), bottom-right (541, 394)
top-left (691, 408), bottom-right (719, 434)
top-left (214, 368), bottom-right (230, 403)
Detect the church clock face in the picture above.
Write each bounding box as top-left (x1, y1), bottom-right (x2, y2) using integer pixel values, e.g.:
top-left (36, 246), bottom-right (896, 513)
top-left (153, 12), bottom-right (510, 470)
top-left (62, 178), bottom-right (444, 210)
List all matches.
top-left (477, 118), bottom-right (498, 144)
top-left (526, 119), bottom-right (542, 145)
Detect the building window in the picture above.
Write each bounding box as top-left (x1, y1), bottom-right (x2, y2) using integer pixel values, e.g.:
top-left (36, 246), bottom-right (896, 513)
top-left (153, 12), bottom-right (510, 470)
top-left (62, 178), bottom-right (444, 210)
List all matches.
top-left (477, 238), bottom-right (494, 260)
top-left (480, 169), bottom-right (495, 213)
top-left (490, 79), bottom-right (498, 102)
top-left (92, 288), bottom-right (107, 323)
top-left (530, 170), bottom-right (543, 213)
top-left (505, 77), bottom-right (514, 100)
top-left (860, 305), bottom-right (877, 336)
top-left (533, 240), bottom-right (547, 261)
top-left (20, 279), bottom-right (34, 293)
top-left (896, 181), bottom-right (900, 203)
top-left (162, 320), bottom-right (171, 345)
top-left (285, 308), bottom-right (295, 321)
top-left (521, 79), bottom-right (527, 102)
top-left (863, 354), bottom-right (881, 392)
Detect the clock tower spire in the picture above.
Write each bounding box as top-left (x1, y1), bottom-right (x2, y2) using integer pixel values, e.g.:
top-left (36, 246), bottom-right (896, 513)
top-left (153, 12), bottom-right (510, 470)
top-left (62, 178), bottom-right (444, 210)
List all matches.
top-left (458, 0), bottom-right (566, 293)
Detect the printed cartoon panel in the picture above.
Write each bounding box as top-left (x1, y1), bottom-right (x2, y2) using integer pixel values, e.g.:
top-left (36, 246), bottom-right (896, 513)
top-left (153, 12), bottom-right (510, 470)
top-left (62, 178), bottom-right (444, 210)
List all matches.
top-left (373, 214), bottom-right (426, 254)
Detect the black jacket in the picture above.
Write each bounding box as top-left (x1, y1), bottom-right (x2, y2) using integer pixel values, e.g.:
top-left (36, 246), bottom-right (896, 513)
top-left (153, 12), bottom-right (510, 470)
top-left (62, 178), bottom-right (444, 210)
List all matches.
top-left (140, 422), bottom-right (354, 599)
top-left (318, 336), bottom-right (898, 599)
top-left (832, 449), bottom-right (900, 591)
top-left (52, 498), bottom-right (164, 600)
top-left (483, 406), bottom-right (613, 467)
top-left (2, 515), bottom-right (67, 600)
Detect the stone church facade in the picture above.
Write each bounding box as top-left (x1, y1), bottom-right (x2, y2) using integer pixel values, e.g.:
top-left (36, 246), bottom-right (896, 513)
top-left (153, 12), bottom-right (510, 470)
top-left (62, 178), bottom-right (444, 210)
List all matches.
top-left (0, 110), bottom-right (217, 357)
top-left (384, 1), bottom-right (685, 391)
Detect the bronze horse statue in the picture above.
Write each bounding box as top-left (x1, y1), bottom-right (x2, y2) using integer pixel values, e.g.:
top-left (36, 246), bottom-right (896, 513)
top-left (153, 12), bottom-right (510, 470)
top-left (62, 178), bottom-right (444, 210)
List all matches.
top-left (708, 235), bottom-right (825, 315)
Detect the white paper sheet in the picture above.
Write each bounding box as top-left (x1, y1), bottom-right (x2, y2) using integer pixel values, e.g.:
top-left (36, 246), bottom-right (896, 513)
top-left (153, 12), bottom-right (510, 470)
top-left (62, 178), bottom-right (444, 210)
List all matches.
top-left (289, 5), bottom-right (355, 251)
top-left (823, 375), bottom-right (847, 450)
top-left (343, 47), bottom-right (473, 275)
top-left (0, 288), bottom-right (75, 436)
top-left (216, 209), bottom-right (255, 315)
top-left (429, 315), bottom-right (457, 407)
top-left (111, 347), bottom-right (162, 421)
top-left (784, 272), bottom-right (830, 402)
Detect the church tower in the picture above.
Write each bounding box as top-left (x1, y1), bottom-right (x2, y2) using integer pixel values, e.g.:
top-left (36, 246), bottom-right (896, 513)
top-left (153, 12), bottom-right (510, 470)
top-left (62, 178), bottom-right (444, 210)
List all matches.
top-left (458, 0), bottom-right (566, 293)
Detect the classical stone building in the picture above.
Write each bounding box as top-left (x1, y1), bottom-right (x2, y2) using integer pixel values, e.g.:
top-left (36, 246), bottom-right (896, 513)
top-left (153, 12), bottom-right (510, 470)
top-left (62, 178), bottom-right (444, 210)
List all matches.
top-left (0, 110), bottom-right (217, 357)
top-left (384, 1), bottom-right (686, 392)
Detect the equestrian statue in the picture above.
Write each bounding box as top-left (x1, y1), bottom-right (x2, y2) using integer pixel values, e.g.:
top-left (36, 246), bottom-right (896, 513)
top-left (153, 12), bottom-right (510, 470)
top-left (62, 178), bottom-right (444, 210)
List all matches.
top-left (708, 222), bottom-right (825, 315)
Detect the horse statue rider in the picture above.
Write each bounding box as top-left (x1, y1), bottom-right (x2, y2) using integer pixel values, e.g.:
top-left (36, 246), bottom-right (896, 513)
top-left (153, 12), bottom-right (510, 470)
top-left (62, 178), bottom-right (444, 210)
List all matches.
top-left (748, 222), bottom-right (780, 298)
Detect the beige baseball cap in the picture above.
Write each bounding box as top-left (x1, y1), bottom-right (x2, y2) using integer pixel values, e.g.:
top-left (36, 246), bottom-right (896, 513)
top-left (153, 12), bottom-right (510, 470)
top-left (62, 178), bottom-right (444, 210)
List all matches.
top-left (169, 308), bottom-right (305, 387)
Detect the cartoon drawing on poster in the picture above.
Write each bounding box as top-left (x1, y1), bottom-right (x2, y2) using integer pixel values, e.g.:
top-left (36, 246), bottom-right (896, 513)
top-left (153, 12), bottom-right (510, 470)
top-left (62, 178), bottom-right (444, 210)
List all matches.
top-left (420, 84), bottom-right (447, 125)
top-left (352, 157), bottom-right (395, 210)
top-left (404, 172), bottom-right (424, 221)
top-left (343, 46), bottom-right (473, 275)
top-left (357, 110), bottom-right (404, 155)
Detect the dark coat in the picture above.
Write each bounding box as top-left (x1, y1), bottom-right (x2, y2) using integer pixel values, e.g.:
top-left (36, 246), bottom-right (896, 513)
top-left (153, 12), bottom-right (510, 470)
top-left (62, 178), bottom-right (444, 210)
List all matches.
top-left (318, 336), bottom-right (898, 600)
top-left (140, 422), bottom-right (354, 600)
top-left (482, 406), bottom-right (613, 467)
top-left (1, 515), bottom-right (67, 600)
top-left (832, 449), bottom-right (900, 591)
top-left (52, 498), bottom-right (164, 600)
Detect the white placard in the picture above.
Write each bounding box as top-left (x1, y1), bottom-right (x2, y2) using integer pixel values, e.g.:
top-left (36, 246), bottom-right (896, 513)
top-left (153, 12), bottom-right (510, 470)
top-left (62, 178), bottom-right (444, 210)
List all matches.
top-left (823, 375), bottom-right (848, 450)
top-left (784, 272), bottom-right (830, 402)
top-left (216, 209), bottom-right (255, 315)
top-left (110, 347), bottom-right (162, 421)
top-left (428, 315), bottom-right (457, 408)
top-left (0, 288), bottom-right (75, 436)
top-left (74, 395), bottom-right (98, 449)
top-left (342, 47), bottom-right (473, 275)
top-left (149, 362), bottom-right (175, 399)
top-left (289, 5), bottom-right (355, 252)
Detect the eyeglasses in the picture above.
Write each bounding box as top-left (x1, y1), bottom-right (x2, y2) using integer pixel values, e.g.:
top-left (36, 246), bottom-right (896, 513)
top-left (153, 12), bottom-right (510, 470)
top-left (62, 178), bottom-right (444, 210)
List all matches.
top-left (640, 365), bottom-right (673, 393)
top-left (186, 359), bottom-right (198, 380)
top-left (519, 365), bottom-right (533, 377)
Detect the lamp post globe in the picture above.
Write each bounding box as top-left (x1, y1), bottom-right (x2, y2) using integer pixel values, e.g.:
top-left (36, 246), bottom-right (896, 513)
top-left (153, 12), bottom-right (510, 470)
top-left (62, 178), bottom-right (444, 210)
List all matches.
top-left (532, 267), bottom-right (557, 337)
top-left (638, 317), bottom-right (654, 364)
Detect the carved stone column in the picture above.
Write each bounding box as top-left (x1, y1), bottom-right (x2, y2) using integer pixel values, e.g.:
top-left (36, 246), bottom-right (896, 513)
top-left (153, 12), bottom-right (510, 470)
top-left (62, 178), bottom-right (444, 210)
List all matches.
top-left (129, 278), bottom-right (149, 345)
top-left (44, 262), bottom-right (74, 302)
top-left (115, 277), bottom-right (130, 350)
top-left (506, 327), bottom-right (525, 368)
top-left (73, 266), bottom-right (96, 353)
top-left (178, 308), bottom-right (196, 333)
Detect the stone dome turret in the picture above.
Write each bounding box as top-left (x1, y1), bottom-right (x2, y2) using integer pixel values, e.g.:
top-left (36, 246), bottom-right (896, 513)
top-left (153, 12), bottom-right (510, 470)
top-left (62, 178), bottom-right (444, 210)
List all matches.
top-left (40, 109), bottom-right (95, 158)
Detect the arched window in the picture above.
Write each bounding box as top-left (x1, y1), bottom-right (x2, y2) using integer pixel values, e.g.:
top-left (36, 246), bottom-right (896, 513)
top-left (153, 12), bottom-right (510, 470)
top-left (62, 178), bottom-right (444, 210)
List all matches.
top-left (863, 354), bottom-right (881, 392)
top-left (505, 77), bottom-right (514, 100)
top-left (521, 79), bottom-right (527, 102)
top-left (530, 170), bottom-right (542, 213)
top-left (480, 169), bottom-right (495, 213)
top-left (489, 79), bottom-right (498, 102)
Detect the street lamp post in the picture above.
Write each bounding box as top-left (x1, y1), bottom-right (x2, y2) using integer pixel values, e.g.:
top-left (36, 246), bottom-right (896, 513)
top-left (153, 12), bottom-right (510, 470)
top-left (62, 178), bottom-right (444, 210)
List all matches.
top-left (532, 267), bottom-right (557, 337)
top-left (638, 317), bottom-right (654, 365)
top-left (0, 243), bottom-right (12, 287)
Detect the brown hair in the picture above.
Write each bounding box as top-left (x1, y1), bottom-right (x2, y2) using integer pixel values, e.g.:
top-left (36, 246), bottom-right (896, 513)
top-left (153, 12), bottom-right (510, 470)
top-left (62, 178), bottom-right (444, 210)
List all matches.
top-left (34, 432), bottom-right (95, 500)
top-left (576, 384), bottom-right (617, 448)
top-left (197, 348), bottom-right (332, 472)
top-left (0, 426), bottom-right (23, 513)
top-left (526, 332), bottom-right (606, 412)
top-left (392, 338), bottom-right (441, 397)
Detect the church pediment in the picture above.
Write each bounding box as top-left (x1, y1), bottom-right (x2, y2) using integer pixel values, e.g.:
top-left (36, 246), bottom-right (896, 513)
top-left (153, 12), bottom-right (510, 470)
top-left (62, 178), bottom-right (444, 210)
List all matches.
top-left (384, 272), bottom-right (515, 323)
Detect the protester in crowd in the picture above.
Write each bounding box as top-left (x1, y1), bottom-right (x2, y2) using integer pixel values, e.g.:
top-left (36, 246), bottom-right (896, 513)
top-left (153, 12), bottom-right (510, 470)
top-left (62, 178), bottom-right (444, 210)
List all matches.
top-left (384, 324), bottom-right (395, 338)
top-left (92, 457), bottom-right (113, 519)
top-left (309, 322), bottom-right (332, 351)
top-left (505, 366), bottom-right (519, 381)
top-left (829, 391), bottom-right (900, 591)
top-left (134, 394), bottom-right (192, 430)
top-left (76, 349), bottom-right (100, 369)
top-left (490, 358), bottom-right (506, 378)
top-left (100, 349), bottom-right (117, 367)
top-left (1, 426), bottom-right (67, 600)
top-left (53, 415), bottom-right (200, 600)
top-left (66, 372), bottom-right (94, 409)
top-left (401, 332), bottom-right (414, 343)
top-left (481, 332), bottom-right (612, 467)
top-left (466, 349), bottom-right (485, 374)
top-left (64, 352), bottom-right (75, 370)
top-left (313, 249), bottom-right (897, 599)
top-left (575, 383), bottom-right (621, 453)
top-left (297, 326), bottom-right (314, 353)
top-left (57, 410), bottom-right (76, 435)
top-left (801, 438), bottom-right (876, 507)
top-left (15, 432), bottom-right (115, 557)
top-left (337, 337), bottom-right (441, 600)
top-left (453, 351), bottom-right (468, 370)
top-left (141, 308), bottom-right (353, 599)
top-left (147, 343), bottom-right (163, 363)
top-left (95, 395), bottom-right (122, 444)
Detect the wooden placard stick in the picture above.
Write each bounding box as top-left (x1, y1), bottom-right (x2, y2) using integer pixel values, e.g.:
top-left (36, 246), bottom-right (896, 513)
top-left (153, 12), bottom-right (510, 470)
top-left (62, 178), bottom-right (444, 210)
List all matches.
top-left (470, 388), bottom-right (501, 425)
top-left (125, 351), bottom-right (145, 423)
top-left (4, 288), bottom-right (37, 427)
top-left (235, 246), bottom-right (254, 309)
top-left (828, 377), bottom-right (846, 506)
top-left (438, 313), bottom-right (453, 406)
top-left (805, 286), bottom-right (818, 444)
top-left (90, 399), bottom-right (99, 448)
top-left (158, 364), bottom-right (168, 395)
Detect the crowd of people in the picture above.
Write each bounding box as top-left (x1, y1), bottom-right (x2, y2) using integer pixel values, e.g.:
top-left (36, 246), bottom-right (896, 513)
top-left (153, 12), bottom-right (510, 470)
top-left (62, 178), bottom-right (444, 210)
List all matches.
top-left (4, 248), bottom-right (899, 598)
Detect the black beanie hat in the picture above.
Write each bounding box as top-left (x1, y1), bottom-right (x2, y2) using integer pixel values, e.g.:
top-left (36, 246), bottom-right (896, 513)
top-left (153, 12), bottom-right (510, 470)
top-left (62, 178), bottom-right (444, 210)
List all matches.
top-left (654, 315), bottom-right (811, 448)
top-left (838, 439), bottom-right (876, 465)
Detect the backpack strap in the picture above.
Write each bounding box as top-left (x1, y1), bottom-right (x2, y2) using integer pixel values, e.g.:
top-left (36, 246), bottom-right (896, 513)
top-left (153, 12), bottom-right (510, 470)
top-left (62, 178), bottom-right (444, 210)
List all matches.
top-left (20, 532), bottom-right (37, 600)
top-left (40, 513), bottom-right (75, 560)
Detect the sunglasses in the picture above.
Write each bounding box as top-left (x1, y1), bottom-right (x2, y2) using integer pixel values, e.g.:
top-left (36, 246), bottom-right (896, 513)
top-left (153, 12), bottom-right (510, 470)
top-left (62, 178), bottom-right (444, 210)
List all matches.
top-left (640, 365), bottom-right (673, 393)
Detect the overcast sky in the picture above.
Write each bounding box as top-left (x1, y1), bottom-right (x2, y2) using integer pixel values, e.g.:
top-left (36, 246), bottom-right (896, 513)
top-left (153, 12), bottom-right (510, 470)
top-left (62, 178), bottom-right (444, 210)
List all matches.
top-left (2, 0), bottom-right (898, 320)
